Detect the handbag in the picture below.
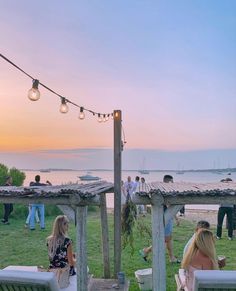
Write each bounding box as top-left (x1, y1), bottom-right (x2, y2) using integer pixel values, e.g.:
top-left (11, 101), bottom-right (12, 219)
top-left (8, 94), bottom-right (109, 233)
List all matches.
top-left (49, 265), bottom-right (70, 289)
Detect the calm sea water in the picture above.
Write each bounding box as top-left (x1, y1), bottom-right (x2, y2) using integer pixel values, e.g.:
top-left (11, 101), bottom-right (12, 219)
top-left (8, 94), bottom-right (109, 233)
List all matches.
top-left (23, 170), bottom-right (235, 210)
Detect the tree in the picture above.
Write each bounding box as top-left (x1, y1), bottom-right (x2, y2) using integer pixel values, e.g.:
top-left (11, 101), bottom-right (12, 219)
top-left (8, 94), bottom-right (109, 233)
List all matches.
top-left (0, 163), bottom-right (8, 186)
top-left (9, 167), bottom-right (26, 186)
top-left (0, 163), bottom-right (25, 186)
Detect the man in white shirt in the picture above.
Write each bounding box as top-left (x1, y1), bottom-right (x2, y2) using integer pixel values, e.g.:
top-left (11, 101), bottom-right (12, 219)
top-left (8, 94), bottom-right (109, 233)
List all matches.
top-left (124, 176), bottom-right (135, 201)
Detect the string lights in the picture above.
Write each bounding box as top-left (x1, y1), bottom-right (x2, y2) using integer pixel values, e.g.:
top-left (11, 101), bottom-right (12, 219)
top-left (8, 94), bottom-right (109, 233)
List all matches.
top-left (28, 79), bottom-right (40, 101)
top-left (0, 53), bottom-right (113, 122)
top-left (79, 107), bottom-right (85, 120)
top-left (97, 113), bottom-right (102, 123)
top-left (60, 97), bottom-right (69, 113)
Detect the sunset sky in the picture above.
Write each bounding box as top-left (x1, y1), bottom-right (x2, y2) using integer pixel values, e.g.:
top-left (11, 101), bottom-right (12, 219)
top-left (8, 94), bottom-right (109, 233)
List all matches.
top-left (0, 1), bottom-right (236, 169)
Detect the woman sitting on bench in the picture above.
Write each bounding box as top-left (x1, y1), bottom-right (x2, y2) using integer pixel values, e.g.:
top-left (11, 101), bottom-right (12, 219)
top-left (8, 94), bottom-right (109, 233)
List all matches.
top-left (181, 229), bottom-right (218, 291)
top-left (47, 215), bottom-right (76, 276)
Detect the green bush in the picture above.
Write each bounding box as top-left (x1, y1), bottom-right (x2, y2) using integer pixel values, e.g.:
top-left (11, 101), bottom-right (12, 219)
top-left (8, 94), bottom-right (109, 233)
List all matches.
top-left (0, 163), bottom-right (8, 185)
top-left (0, 163), bottom-right (25, 186)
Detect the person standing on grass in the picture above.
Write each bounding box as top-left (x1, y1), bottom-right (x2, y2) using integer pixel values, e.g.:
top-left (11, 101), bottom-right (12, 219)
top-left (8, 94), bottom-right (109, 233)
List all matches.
top-left (216, 178), bottom-right (233, 240)
top-left (134, 176), bottom-right (145, 216)
top-left (179, 206), bottom-right (185, 217)
top-left (124, 176), bottom-right (135, 201)
top-left (139, 174), bottom-right (180, 263)
top-left (1, 176), bottom-right (13, 225)
top-left (137, 177), bottom-right (149, 216)
top-left (29, 175), bottom-right (51, 230)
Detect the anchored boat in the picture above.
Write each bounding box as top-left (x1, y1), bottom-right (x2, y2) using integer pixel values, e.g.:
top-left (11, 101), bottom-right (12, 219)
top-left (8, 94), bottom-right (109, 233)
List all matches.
top-left (78, 174), bottom-right (101, 181)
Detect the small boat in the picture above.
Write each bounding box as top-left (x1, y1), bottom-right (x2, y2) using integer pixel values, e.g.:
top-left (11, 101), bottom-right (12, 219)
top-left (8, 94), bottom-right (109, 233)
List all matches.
top-left (78, 174), bottom-right (101, 181)
top-left (40, 169), bottom-right (51, 173)
top-left (138, 158), bottom-right (150, 174)
top-left (138, 170), bottom-right (150, 174)
top-left (176, 171), bottom-right (184, 175)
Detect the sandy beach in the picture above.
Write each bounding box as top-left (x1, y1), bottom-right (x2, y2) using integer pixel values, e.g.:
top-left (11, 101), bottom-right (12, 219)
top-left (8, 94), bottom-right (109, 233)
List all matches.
top-left (180, 209), bottom-right (219, 226)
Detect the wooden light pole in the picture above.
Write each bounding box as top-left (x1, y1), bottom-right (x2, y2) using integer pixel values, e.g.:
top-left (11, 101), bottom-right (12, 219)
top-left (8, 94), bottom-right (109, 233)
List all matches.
top-left (113, 110), bottom-right (122, 277)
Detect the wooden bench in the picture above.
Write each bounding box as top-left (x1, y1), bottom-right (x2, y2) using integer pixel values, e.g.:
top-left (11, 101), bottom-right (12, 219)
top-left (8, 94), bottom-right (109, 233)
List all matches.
top-left (0, 270), bottom-right (59, 291)
top-left (175, 269), bottom-right (236, 291)
top-left (193, 270), bottom-right (236, 290)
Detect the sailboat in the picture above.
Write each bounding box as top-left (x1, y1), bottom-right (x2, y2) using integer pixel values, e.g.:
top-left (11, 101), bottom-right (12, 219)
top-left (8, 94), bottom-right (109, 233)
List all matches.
top-left (176, 164), bottom-right (184, 175)
top-left (138, 158), bottom-right (150, 175)
top-left (176, 170), bottom-right (184, 175)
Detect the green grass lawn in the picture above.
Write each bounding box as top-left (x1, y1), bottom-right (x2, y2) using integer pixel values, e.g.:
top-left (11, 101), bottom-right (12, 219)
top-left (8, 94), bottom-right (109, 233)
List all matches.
top-left (0, 206), bottom-right (235, 290)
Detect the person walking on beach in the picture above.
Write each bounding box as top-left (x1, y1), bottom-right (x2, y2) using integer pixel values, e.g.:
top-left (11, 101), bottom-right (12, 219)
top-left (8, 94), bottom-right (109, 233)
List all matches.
top-left (1, 176), bottom-right (13, 225)
top-left (139, 174), bottom-right (180, 263)
top-left (29, 175), bottom-right (51, 230)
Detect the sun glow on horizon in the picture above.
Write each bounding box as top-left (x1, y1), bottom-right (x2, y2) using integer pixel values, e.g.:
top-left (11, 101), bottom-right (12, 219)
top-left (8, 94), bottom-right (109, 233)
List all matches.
top-left (0, 1), bottom-right (235, 165)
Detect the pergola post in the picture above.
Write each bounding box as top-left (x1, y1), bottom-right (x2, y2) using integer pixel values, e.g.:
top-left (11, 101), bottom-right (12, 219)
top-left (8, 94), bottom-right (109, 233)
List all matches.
top-left (113, 109), bottom-right (122, 277)
top-left (151, 194), bottom-right (166, 291)
top-left (100, 193), bottom-right (111, 278)
top-left (76, 206), bottom-right (88, 291)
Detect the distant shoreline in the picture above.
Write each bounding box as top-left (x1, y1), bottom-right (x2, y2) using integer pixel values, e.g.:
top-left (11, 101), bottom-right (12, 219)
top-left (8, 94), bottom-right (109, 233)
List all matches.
top-left (21, 168), bottom-right (235, 173)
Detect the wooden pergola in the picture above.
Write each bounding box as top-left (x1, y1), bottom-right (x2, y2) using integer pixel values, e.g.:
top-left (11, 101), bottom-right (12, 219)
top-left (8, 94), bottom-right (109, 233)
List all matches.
top-left (0, 181), bottom-right (114, 291)
top-left (132, 181), bottom-right (236, 291)
top-left (1, 180), bottom-right (236, 290)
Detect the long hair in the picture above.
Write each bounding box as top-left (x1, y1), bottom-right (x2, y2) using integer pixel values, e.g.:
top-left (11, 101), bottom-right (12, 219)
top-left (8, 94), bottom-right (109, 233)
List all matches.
top-left (182, 229), bottom-right (218, 270)
top-left (47, 215), bottom-right (69, 259)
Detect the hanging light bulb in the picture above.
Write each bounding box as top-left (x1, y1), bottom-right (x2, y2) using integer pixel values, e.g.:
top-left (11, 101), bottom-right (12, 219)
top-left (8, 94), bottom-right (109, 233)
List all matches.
top-left (97, 113), bottom-right (102, 122)
top-left (28, 79), bottom-right (40, 101)
top-left (60, 97), bottom-right (69, 113)
top-left (79, 107), bottom-right (85, 120)
top-left (103, 114), bottom-right (106, 122)
top-left (111, 113), bottom-right (114, 120)
top-left (105, 114), bottom-right (110, 121)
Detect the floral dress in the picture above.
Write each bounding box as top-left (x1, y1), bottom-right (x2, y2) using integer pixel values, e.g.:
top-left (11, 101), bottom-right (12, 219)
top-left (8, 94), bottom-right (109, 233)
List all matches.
top-left (48, 237), bottom-right (72, 269)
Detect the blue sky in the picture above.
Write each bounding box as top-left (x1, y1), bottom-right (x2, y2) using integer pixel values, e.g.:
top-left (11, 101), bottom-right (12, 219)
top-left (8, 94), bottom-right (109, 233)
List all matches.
top-left (0, 1), bottom-right (235, 169)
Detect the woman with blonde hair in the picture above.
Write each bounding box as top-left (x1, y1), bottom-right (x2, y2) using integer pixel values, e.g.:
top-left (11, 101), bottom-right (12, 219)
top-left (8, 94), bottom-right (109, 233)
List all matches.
top-left (182, 229), bottom-right (218, 291)
top-left (47, 215), bottom-right (76, 276)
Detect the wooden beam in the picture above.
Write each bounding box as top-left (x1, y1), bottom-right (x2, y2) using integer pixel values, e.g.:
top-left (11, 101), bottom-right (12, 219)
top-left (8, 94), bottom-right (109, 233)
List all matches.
top-left (131, 193), bottom-right (236, 205)
top-left (100, 193), bottom-right (111, 278)
top-left (76, 206), bottom-right (88, 291)
top-left (114, 109), bottom-right (122, 277)
top-left (57, 205), bottom-right (75, 222)
top-left (164, 196), bottom-right (236, 204)
top-left (151, 194), bottom-right (166, 291)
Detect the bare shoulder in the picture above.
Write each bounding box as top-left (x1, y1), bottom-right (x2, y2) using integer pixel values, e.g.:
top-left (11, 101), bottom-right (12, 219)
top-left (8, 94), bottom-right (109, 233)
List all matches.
top-left (191, 251), bottom-right (213, 270)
